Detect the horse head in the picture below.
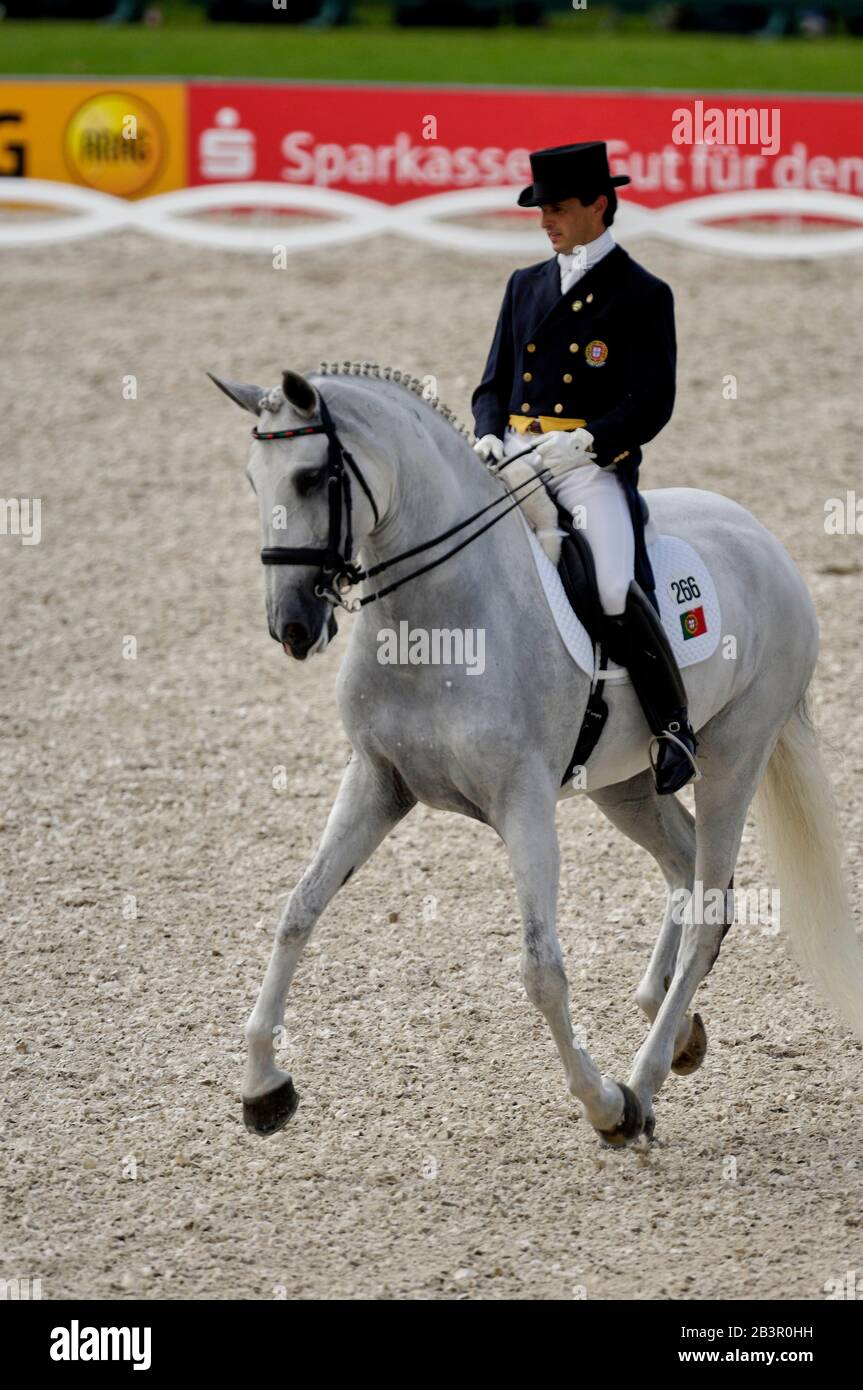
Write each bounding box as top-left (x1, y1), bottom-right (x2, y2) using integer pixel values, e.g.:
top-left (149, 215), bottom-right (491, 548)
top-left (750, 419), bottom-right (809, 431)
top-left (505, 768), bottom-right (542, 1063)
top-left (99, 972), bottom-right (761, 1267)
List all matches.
top-left (209, 368), bottom-right (379, 660)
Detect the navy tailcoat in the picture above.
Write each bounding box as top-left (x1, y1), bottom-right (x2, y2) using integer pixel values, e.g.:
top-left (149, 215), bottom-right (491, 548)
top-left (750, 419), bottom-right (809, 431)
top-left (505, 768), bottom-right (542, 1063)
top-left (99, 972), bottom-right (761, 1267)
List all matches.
top-left (471, 244), bottom-right (676, 594)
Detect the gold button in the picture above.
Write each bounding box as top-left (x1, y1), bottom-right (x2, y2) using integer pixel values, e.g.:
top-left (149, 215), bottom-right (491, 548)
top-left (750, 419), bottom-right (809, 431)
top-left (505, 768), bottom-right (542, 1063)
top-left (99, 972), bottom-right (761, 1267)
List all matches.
top-left (526, 342), bottom-right (536, 353)
top-left (569, 343), bottom-right (579, 353)
top-left (521, 403), bottom-right (530, 412)
top-left (586, 293), bottom-right (594, 303)
top-left (563, 373), bottom-right (572, 383)
top-left (554, 403), bottom-right (563, 414)
top-left (572, 300), bottom-right (583, 312)
top-left (522, 371), bottom-right (532, 382)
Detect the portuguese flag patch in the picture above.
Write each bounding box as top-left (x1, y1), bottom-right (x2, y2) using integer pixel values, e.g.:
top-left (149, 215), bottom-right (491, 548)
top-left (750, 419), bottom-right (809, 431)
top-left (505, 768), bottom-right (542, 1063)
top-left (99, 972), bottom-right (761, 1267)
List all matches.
top-left (680, 606), bottom-right (707, 640)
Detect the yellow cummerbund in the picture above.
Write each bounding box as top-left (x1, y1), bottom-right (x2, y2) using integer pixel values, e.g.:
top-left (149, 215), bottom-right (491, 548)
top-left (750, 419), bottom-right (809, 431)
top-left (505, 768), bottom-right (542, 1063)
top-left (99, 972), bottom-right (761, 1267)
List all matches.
top-left (508, 414), bottom-right (587, 435)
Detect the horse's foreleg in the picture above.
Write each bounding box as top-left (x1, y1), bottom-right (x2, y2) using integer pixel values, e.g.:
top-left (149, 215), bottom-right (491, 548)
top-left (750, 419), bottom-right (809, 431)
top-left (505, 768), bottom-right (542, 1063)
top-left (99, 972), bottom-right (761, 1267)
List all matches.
top-left (500, 786), bottom-right (643, 1144)
top-left (242, 754), bottom-right (415, 1136)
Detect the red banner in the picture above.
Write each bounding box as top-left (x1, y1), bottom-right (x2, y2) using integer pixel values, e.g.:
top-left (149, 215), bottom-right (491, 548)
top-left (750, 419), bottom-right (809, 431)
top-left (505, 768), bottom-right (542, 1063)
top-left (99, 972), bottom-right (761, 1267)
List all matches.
top-left (187, 82), bottom-right (863, 207)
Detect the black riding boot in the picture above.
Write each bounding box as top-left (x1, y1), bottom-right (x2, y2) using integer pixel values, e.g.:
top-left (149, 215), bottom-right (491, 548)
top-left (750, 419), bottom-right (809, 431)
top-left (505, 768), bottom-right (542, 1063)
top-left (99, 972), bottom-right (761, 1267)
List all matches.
top-left (603, 581), bottom-right (700, 795)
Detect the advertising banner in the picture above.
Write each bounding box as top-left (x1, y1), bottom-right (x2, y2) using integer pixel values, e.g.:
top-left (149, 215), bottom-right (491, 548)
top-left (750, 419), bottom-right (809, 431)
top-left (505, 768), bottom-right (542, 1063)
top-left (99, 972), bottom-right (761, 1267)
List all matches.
top-left (185, 82), bottom-right (863, 207)
top-left (3, 79), bottom-right (861, 208)
top-left (0, 81), bottom-right (186, 196)
top-left (2, 79), bottom-right (861, 256)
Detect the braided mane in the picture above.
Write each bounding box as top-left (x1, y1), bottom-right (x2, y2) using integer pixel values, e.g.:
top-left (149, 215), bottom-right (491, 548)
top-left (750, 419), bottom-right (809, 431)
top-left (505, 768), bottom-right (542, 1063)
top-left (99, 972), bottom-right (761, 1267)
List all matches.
top-left (315, 360), bottom-right (476, 445)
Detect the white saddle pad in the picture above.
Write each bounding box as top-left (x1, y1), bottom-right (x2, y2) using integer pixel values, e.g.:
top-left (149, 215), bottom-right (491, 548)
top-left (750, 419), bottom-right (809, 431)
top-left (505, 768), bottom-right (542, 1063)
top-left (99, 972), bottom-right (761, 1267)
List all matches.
top-left (524, 517), bottom-right (721, 679)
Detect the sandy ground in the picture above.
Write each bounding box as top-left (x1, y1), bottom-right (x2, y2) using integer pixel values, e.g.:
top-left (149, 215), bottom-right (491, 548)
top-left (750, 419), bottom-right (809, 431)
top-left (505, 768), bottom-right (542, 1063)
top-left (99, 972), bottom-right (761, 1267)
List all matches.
top-left (2, 222), bottom-right (863, 1302)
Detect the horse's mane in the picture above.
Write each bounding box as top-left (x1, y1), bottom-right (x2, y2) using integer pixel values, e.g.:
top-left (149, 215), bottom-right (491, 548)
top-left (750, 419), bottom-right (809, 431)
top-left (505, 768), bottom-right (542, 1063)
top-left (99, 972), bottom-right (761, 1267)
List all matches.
top-left (316, 360), bottom-right (476, 445)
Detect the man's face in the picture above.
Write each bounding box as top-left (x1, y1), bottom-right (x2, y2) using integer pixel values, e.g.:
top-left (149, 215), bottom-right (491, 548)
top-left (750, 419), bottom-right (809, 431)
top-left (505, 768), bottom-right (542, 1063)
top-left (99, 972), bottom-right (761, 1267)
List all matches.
top-left (540, 195), bottom-right (607, 254)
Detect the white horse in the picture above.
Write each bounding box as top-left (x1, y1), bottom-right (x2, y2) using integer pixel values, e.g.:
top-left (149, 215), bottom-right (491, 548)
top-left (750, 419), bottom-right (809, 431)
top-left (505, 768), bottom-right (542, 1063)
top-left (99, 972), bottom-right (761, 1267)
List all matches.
top-left (210, 362), bottom-right (863, 1145)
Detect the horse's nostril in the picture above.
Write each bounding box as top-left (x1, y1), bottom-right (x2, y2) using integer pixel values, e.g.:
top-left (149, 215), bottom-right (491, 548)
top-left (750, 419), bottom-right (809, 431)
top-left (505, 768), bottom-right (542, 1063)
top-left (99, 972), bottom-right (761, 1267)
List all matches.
top-left (281, 621), bottom-right (311, 658)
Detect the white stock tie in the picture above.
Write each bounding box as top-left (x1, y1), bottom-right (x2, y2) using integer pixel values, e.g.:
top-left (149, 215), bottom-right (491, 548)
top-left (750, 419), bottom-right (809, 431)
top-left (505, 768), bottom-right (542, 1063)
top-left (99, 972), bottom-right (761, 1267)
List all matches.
top-left (558, 250), bottom-right (588, 296)
top-left (557, 228), bottom-right (616, 295)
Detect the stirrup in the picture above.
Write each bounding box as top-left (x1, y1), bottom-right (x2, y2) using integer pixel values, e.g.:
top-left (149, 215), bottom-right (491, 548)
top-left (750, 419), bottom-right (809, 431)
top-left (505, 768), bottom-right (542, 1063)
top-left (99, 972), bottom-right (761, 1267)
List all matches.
top-left (648, 728), bottom-right (702, 783)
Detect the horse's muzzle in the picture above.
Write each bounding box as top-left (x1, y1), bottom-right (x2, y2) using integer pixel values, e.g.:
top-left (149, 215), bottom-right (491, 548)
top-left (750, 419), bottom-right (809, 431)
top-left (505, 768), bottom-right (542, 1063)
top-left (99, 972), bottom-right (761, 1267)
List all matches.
top-left (270, 599), bottom-right (337, 659)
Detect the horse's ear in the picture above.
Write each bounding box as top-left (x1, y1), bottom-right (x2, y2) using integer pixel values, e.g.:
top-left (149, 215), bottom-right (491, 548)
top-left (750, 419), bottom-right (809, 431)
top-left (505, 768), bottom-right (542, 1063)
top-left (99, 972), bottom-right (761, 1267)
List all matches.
top-left (207, 373), bottom-right (265, 416)
top-left (282, 370), bottom-right (319, 419)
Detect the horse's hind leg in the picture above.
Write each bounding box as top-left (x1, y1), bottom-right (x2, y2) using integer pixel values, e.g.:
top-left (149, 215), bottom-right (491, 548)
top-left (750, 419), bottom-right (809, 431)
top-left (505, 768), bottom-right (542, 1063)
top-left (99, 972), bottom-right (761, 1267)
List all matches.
top-left (589, 771), bottom-right (704, 1067)
top-left (625, 723), bottom-right (777, 1138)
top-left (242, 753), bottom-right (415, 1136)
top-left (499, 775), bottom-right (643, 1145)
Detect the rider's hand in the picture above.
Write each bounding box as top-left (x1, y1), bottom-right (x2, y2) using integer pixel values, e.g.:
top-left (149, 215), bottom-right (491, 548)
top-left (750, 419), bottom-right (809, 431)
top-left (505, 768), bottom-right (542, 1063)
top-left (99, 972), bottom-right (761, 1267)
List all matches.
top-left (533, 427), bottom-right (596, 475)
top-left (473, 433), bottom-right (505, 464)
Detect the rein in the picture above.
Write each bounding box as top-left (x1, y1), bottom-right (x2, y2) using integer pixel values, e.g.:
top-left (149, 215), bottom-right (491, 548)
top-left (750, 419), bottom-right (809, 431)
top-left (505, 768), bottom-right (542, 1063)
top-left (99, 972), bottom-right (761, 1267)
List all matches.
top-left (257, 391), bottom-right (551, 612)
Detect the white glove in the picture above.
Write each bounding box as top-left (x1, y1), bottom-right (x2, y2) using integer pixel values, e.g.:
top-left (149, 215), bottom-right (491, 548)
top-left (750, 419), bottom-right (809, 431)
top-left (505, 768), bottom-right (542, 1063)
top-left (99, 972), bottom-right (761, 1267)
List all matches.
top-left (533, 428), bottom-right (596, 476)
top-left (473, 433), bottom-right (504, 464)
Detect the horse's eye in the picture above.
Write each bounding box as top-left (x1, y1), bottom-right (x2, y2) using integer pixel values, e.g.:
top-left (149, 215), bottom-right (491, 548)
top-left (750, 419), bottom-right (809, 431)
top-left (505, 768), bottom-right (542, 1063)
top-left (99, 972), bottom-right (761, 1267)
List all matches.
top-left (297, 468), bottom-right (324, 496)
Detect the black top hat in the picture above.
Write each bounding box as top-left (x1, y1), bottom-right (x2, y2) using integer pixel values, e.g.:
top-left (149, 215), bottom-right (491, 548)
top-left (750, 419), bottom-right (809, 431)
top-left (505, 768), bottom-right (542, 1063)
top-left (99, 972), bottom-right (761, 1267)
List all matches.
top-left (517, 141), bottom-right (630, 208)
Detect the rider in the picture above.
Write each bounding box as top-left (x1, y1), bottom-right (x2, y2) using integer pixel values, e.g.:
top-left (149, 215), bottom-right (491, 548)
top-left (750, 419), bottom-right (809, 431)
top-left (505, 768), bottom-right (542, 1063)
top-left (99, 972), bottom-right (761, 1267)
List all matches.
top-left (471, 140), bottom-right (699, 796)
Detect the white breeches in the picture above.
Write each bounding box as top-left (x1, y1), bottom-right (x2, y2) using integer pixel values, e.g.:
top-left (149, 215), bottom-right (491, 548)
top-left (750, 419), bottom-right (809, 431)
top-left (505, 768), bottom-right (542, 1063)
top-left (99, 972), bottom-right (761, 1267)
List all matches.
top-left (503, 426), bottom-right (635, 616)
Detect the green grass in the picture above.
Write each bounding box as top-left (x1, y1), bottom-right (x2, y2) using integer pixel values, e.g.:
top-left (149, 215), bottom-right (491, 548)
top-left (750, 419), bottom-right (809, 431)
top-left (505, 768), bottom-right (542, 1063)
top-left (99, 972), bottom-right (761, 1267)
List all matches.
top-left (1, 13), bottom-right (861, 92)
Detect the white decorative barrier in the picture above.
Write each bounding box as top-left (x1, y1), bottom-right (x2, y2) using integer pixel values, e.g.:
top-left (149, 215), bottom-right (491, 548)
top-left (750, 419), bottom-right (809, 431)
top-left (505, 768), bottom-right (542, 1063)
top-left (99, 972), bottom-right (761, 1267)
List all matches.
top-left (2, 180), bottom-right (863, 259)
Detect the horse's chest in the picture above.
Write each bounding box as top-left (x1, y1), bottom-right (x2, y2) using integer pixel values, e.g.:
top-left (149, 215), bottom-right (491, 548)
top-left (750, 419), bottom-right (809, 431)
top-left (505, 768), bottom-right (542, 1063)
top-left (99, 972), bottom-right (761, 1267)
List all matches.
top-left (341, 674), bottom-right (495, 812)
top-left (367, 698), bottom-right (473, 769)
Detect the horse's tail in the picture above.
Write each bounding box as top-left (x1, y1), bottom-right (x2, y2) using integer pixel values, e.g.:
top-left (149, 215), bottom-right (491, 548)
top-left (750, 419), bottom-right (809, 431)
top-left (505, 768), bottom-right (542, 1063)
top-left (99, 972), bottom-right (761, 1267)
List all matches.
top-left (753, 693), bottom-right (863, 1042)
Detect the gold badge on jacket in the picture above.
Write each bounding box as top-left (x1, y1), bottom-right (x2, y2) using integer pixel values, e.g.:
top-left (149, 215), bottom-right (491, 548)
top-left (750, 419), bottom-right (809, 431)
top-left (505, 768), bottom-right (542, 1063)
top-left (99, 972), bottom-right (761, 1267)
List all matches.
top-left (585, 340), bottom-right (609, 367)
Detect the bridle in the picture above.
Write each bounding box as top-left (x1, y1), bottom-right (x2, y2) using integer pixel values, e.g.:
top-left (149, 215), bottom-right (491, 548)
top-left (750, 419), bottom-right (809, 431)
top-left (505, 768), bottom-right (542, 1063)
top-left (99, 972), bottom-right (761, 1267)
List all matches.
top-left (257, 393), bottom-right (378, 607)
top-left (256, 390), bottom-right (551, 613)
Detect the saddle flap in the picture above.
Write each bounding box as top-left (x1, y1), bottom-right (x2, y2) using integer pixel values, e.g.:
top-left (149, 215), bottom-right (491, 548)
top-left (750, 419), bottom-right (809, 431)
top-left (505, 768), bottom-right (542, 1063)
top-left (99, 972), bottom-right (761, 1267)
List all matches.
top-left (555, 513), bottom-right (605, 647)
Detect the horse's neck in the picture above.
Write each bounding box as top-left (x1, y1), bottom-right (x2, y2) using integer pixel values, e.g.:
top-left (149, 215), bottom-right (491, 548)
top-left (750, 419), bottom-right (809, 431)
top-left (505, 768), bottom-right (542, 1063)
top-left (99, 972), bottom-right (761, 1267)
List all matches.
top-left (357, 415), bottom-right (518, 623)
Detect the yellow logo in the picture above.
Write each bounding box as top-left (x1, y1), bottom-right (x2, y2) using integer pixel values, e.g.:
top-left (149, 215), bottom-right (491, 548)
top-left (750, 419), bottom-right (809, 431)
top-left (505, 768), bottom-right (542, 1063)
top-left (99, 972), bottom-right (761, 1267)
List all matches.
top-left (64, 91), bottom-right (165, 197)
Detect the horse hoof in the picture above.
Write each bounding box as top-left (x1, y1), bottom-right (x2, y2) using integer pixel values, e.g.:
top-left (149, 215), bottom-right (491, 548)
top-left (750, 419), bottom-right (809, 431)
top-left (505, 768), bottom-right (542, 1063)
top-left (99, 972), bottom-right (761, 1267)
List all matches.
top-left (672, 1012), bottom-right (708, 1075)
top-left (242, 1077), bottom-right (299, 1137)
top-left (596, 1082), bottom-right (644, 1147)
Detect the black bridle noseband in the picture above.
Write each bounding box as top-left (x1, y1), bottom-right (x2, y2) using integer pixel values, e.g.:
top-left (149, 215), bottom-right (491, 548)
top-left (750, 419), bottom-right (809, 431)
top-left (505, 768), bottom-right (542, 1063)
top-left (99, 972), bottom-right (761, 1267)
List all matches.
top-left (256, 390), bottom-right (551, 612)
